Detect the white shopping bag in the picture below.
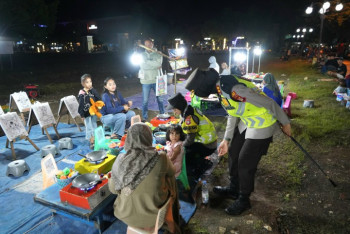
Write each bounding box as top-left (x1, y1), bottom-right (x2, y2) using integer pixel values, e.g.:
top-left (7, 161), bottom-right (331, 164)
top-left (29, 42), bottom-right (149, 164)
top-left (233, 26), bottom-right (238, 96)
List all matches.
top-left (156, 70), bottom-right (167, 96)
top-left (138, 69), bottom-right (144, 79)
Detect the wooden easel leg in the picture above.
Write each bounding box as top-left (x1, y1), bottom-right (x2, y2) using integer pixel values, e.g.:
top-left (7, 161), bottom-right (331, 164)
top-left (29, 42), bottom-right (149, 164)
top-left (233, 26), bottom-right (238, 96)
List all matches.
top-left (10, 141), bottom-right (16, 160)
top-left (53, 125), bottom-right (60, 139)
top-left (56, 115), bottom-right (62, 128)
top-left (6, 139), bottom-right (9, 148)
top-left (42, 128), bottom-right (44, 135)
top-left (20, 113), bottom-right (26, 126)
top-left (28, 123), bottom-right (33, 134)
top-left (67, 114), bottom-right (70, 124)
top-left (73, 117), bottom-right (82, 132)
top-left (44, 127), bottom-right (53, 143)
top-left (26, 136), bottom-right (39, 151)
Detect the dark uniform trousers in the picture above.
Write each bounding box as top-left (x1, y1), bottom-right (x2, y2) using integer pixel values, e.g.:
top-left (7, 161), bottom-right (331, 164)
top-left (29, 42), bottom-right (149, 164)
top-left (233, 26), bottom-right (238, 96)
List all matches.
top-left (228, 128), bottom-right (272, 195)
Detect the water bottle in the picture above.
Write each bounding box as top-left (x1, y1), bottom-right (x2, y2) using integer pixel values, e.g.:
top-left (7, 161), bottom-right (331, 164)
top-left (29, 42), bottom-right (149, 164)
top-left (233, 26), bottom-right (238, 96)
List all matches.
top-left (201, 180), bottom-right (209, 204)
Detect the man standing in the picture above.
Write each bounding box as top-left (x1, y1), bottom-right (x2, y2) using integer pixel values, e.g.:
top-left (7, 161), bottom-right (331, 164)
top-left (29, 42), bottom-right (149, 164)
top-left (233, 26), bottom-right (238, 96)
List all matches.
top-left (185, 69), bottom-right (291, 215)
top-left (139, 39), bottom-right (165, 121)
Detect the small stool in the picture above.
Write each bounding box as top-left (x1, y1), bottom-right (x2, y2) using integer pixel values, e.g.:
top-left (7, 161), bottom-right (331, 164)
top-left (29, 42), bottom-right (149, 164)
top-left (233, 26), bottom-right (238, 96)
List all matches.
top-left (6, 160), bottom-right (30, 177)
top-left (41, 144), bottom-right (60, 157)
top-left (58, 137), bottom-right (73, 150)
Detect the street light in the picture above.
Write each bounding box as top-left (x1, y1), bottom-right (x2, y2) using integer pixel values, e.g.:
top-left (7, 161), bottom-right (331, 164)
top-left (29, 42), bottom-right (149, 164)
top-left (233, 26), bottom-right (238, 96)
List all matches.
top-left (305, 1), bottom-right (343, 60)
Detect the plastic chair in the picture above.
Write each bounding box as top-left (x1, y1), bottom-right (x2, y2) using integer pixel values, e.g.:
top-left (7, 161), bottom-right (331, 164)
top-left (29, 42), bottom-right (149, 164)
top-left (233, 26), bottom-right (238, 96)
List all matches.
top-left (177, 151), bottom-right (190, 190)
top-left (127, 197), bottom-right (173, 234)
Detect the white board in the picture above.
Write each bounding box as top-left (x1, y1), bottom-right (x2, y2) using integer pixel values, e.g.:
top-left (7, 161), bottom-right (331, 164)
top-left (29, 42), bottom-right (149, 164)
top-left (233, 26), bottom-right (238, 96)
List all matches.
top-left (0, 112), bottom-right (28, 141)
top-left (58, 95), bottom-right (80, 118)
top-left (10, 91), bottom-right (32, 112)
top-left (31, 102), bottom-right (56, 127)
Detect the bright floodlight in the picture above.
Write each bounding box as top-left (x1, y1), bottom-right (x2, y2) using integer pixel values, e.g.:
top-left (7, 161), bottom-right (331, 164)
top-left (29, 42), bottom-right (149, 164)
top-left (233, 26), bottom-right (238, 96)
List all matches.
top-left (233, 52), bottom-right (246, 62)
top-left (306, 6), bottom-right (313, 14)
top-left (319, 8), bottom-right (325, 14)
top-left (176, 47), bottom-right (185, 57)
top-left (293, 35), bottom-right (296, 38)
top-left (130, 52), bottom-right (143, 66)
top-left (323, 2), bottom-right (330, 10)
top-left (297, 35), bottom-right (300, 38)
top-left (302, 28), bottom-right (307, 32)
top-left (309, 28), bottom-right (313, 32)
top-left (254, 47), bottom-right (262, 56)
top-left (296, 28), bottom-right (300, 32)
top-left (301, 35), bottom-right (304, 38)
top-left (335, 3), bottom-right (343, 11)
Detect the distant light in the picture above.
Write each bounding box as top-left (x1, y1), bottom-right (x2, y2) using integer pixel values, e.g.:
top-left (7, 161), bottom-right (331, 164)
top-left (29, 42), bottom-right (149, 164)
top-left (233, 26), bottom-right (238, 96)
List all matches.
top-left (297, 35), bottom-right (300, 38)
top-left (130, 52), bottom-right (143, 66)
top-left (233, 52), bottom-right (246, 62)
top-left (175, 38), bottom-right (181, 41)
top-left (204, 37), bottom-right (211, 41)
top-left (16, 41), bottom-right (23, 45)
top-left (89, 24), bottom-right (98, 30)
top-left (335, 3), bottom-right (343, 11)
top-left (301, 35), bottom-right (304, 38)
top-left (319, 8), bottom-right (325, 14)
top-left (180, 40), bottom-right (184, 44)
top-left (306, 6), bottom-right (313, 14)
top-left (302, 28), bottom-right (307, 32)
top-left (296, 28), bottom-right (300, 32)
top-left (293, 35), bottom-right (296, 38)
top-left (309, 28), bottom-right (313, 32)
top-left (322, 2), bottom-right (330, 10)
top-left (254, 47), bottom-right (262, 55)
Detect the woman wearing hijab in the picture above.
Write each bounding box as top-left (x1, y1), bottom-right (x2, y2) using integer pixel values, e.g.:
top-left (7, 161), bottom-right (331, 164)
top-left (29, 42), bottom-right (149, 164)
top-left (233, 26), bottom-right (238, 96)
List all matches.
top-left (108, 123), bottom-right (181, 233)
top-left (262, 73), bottom-right (283, 106)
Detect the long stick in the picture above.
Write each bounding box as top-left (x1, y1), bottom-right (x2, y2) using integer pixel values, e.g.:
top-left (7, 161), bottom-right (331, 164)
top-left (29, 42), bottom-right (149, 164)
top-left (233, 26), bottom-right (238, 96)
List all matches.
top-left (289, 136), bottom-right (337, 187)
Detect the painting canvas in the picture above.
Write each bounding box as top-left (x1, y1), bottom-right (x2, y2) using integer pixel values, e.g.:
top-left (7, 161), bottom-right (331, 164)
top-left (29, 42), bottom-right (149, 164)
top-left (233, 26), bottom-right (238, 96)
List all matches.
top-left (31, 102), bottom-right (56, 127)
top-left (0, 112), bottom-right (28, 141)
top-left (63, 95), bottom-right (80, 118)
top-left (0, 106), bottom-right (4, 115)
top-left (10, 91), bottom-right (32, 112)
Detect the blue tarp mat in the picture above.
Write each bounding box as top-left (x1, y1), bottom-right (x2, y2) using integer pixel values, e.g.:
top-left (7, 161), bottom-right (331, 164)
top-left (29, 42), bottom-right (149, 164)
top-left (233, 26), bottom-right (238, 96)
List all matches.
top-left (0, 123), bottom-right (196, 233)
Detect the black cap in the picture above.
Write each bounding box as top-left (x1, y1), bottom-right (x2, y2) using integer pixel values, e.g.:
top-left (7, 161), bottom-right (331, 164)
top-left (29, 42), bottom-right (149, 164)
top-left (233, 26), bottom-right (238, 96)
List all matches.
top-left (167, 93), bottom-right (188, 112)
top-left (185, 68), bottom-right (220, 97)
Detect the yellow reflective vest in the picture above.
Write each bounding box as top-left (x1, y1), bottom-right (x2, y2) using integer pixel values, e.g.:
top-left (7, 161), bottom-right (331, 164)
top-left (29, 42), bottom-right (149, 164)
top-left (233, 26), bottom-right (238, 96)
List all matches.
top-left (181, 108), bottom-right (217, 144)
top-left (218, 77), bottom-right (277, 129)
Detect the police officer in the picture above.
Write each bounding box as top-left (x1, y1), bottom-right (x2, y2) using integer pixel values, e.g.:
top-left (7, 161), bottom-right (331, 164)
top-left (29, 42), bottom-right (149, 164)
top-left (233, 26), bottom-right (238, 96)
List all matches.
top-left (167, 92), bottom-right (218, 179)
top-left (185, 68), bottom-right (291, 215)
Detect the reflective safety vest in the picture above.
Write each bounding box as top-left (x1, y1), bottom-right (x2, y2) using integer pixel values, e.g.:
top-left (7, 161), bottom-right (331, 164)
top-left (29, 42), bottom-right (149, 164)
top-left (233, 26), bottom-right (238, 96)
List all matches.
top-left (217, 77), bottom-right (277, 129)
top-left (181, 108), bottom-right (217, 144)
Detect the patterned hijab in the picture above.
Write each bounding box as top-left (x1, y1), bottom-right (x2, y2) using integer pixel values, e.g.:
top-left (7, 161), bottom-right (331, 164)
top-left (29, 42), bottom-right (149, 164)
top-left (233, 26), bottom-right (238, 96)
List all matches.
top-left (111, 123), bottom-right (159, 194)
top-left (263, 73), bottom-right (281, 97)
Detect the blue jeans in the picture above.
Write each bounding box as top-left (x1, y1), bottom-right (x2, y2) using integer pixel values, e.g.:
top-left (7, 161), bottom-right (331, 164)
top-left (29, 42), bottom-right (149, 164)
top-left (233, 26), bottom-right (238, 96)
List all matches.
top-left (84, 115), bottom-right (97, 140)
top-left (142, 83), bottom-right (164, 120)
top-left (101, 110), bottom-right (135, 136)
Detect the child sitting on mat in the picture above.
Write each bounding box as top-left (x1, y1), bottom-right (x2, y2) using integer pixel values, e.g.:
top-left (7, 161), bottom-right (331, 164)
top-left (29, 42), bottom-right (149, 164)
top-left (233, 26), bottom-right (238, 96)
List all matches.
top-left (333, 79), bottom-right (347, 95)
top-left (100, 77), bottom-right (135, 140)
top-left (78, 74), bottom-right (101, 149)
top-left (165, 124), bottom-right (186, 177)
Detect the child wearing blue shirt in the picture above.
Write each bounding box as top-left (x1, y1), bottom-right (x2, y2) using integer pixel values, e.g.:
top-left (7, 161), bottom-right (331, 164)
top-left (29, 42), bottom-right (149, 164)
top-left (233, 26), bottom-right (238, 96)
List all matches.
top-left (100, 77), bottom-right (135, 139)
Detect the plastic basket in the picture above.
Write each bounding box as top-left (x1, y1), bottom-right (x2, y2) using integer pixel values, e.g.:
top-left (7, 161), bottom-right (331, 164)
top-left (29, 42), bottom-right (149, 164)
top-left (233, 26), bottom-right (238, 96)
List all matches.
top-left (55, 177), bottom-right (74, 188)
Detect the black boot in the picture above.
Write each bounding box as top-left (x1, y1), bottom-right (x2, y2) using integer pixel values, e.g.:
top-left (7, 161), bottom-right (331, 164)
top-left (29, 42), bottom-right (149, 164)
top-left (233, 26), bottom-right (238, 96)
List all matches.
top-left (213, 177), bottom-right (239, 199)
top-left (225, 194), bottom-right (251, 216)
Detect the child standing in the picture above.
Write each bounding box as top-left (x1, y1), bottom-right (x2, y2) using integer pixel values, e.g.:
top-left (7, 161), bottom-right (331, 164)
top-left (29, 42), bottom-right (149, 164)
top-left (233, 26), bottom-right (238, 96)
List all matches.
top-left (165, 125), bottom-right (186, 177)
top-left (100, 77), bottom-right (135, 139)
top-left (78, 74), bottom-right (101, 148)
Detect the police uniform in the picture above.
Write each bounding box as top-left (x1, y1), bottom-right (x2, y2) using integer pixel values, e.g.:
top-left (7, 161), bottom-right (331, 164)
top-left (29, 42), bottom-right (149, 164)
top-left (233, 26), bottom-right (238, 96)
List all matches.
top-left (167, 93), bottom-right (217, 178)
top-left (185, 69), bottom-right (291, 215)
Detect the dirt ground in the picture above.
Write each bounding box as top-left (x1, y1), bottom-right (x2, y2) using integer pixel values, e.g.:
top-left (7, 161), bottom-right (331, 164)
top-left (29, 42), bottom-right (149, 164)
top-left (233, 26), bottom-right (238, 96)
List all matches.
top-left (1, 52), bottom-right (349, 233)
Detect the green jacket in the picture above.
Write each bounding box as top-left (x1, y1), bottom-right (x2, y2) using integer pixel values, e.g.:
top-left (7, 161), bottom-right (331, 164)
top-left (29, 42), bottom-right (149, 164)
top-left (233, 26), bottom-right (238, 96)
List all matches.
top-left (139, 50), bottom-right (163, 84)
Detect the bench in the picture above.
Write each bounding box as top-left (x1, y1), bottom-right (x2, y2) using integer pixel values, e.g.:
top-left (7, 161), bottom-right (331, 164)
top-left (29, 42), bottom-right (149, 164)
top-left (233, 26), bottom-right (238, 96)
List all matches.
top-left (283, 95), bottom-right (292, 117)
